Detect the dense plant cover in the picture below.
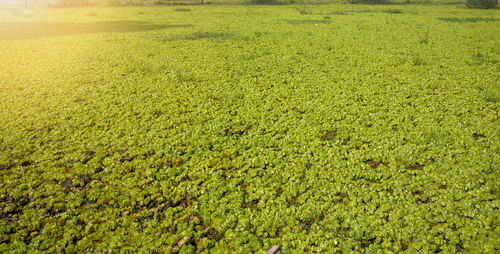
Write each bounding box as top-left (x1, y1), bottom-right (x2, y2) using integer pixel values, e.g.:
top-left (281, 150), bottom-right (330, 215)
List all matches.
top-left (0, 4), bottom-right (499, 253)
top-left (466, 0), bottom-right (499, 9)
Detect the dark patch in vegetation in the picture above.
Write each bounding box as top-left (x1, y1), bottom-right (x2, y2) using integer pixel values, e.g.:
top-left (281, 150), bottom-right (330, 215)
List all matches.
top-left (152, 109), bottom-right (165, 118)
top-left (160, 31), bottom-right (234, 41)
top-left (342, 137), bottom-right (351, 145)
top-left (20, 160), bottom-right (32, 167)
top-left (242, 199), bottom-right (259, 209)
top-left (130, 197), bottom-right (175, 221)
top-left (364, 160), bottom-right (382, 168)
top-left (28, 125), bottom-right (54, 133)
top-left (73, 98), bottom-right (86, 103)
top-left (287, 196), bottom-right (300, 207)
top-left (179, 173), bottom-right (190, 182)
top-left (275, 187), bottom-right (283, 198)
top-left (77, 174), bottom-right (93, 188)
top-left (348, 0), bottom-right (396, 5)
top-left (183, 31), bottom-right (233, 40)
top-left (406, 163), bottom-right (424, 170)
top-left (93, 167), bottom-right (104, 174)
top-left (285, 19), bottom-right (331, 25)
top-left (200, 227), bottom-right (218, 240)
top-left (81, 199), bottom-right (96, 206)
top-left (472, 133), bottom-right (486, 139)
top-left (362, 178), bottom-right (382, 183)
top-left (0, 21), bottom-right (188, 40)
top-left (219, 125), bottom-right (252, 137)
top-left (299, 218), bottom-right (314, 231)
top-left (161, 156), bottom-right (183, 167)
top-left (292, 107), bottom-right (306, 114)
top-left (1, 195), bottom-right (30, 218)
top-left (381, 9), bottom-right (403, 14)
top-left (296, 6), bottom-right (313, 15)
top-left (466, 0), bottom-right (498, 8)
top-left (328, 11), bottom-right (348, 15)
top-left (334, 193), bottom-right (346, 204)
top-left (0, 163), bottom-right (15, 170)
top-left (416, 196), bottom-right (432, 204)
top-left (80, 150), bottom-right (95, 164)
top-left (320, 131), bottom-right (337, 141)
top-left (119, 155), bottom-right (137, 162)
top-left (150, 249), bottom-right (164, 254)
top-left (354, 175), bottom-right (382, 183)
top-left (456, 243), bottom-right (465, 252)
top-left (331, 9), bottom-right (404, 15)
top-left (60, 178), bottom-right (73, 188)
top-left (361, 238), bottom-right (377, 249)
top-left (250, 0), bottom-right (281, 5)
top-left (345, 10), bottom-right (377, 13)
top-left (175, 194), bottom-right (193, 209)
top-left (410, 191), bottom-right (433, 204)
top-left (437, 17), bottom-right (497, 23)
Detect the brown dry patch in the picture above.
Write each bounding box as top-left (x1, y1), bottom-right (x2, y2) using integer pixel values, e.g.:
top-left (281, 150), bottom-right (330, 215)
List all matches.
top-left (406, 163), bottom-right (424, 170)
top-left (170, 236), bottom-right (189, 253)
top-left (184, 211), bottom-right (201, 224)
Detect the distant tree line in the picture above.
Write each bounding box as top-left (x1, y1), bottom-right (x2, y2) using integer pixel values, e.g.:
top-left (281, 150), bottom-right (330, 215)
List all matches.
top-left (465, 0), bottom-right (498, 8)
top-left (39, 0), bottom-right (499, 8)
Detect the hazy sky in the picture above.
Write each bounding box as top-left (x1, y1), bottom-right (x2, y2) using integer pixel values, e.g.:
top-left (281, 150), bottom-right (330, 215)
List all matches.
top-left (0, 0), bottom-right (39, 6)
top-left (0, 0), bottom-right (27, 4)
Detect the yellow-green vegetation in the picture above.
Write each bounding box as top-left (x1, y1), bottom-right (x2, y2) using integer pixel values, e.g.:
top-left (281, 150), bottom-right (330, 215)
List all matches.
top-left (1, 4), bottom-right (499, 253)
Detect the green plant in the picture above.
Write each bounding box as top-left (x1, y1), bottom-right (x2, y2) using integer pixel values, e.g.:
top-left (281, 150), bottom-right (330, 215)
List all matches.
top-left (412, 54), bottom-right (425, 65)
top-left (483, 85), bottom-right (499, 102)
top-left (381, 9), bottom-right (403, 14)
top-left (348, 0), bottom-right (392, 4)
top-left (174, 7), bottom-right (191, 11)
top-left (172, 68), bottom-right (195, 82)
top-left (296, 6), bottom-right (313, 15)
top-left (469, 52), bottom-right (487, 65)
top-left (437, 17), bottom-right (497, 22)
top-left (161, 31), bottom-right (234, 41)
top-left (466, 0), bottom-right (498, 8)
top-left (250, 0), bottom-right (279, 4)
top-left (285, 19), bottom-right (331, 24)
top-left (419, 31), bottom-right (429, 44)
top-left (328, 11), bottom-right (347, 15)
